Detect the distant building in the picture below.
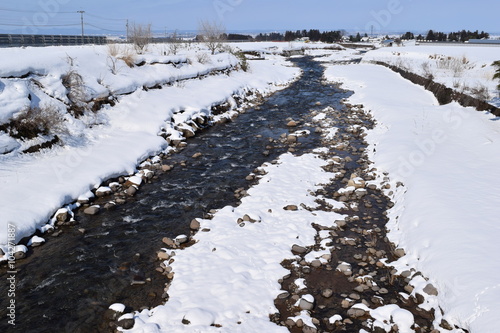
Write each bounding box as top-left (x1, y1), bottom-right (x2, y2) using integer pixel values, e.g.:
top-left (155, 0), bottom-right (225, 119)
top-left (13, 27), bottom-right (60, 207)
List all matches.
top-left (467, 39), bottom-right (500, 45)
top-left (382, 39), bottom-right (394, 47)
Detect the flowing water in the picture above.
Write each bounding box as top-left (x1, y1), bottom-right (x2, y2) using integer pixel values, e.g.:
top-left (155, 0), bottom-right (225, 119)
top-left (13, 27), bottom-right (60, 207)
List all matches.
top-left (0, 56), bottom-right (353, 332)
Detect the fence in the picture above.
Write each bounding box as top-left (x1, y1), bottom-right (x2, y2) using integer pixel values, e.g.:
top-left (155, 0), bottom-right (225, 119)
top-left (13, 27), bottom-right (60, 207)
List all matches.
top-left (0, 34), bottom-right (107, 47)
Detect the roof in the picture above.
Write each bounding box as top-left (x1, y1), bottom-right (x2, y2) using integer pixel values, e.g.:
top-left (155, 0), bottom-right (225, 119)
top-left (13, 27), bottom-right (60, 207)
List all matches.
top-left (468, 39), bottom-right (500, 44)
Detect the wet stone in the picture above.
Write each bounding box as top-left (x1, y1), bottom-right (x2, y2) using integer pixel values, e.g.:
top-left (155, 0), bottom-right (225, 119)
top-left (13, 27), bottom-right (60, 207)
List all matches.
top-left (83, 205), bottom-right (100, 215)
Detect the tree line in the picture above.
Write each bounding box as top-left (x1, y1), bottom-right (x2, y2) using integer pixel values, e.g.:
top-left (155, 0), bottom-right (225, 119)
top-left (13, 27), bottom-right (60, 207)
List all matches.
top-left (399, 30), bottom-right (490, 42)
top-left (243, 30), bottom-right (346, 43)
top-left (197, 27), bottom-right (491, 44)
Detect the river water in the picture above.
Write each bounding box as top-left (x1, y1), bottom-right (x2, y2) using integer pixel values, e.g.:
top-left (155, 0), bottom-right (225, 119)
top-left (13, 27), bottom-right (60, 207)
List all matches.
top-left (0, 56), bottom-right (352, 332)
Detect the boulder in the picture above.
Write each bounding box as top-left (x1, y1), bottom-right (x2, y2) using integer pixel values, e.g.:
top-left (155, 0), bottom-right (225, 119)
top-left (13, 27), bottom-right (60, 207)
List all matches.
top-left (291, 244), bottom-right (307, 254)
top-left (13, 245), bottom-right (28, 259)
top-left (27, 236), bottom-right (45, 247)
top-left (336, 262), bottom-right (352, 275)
top-left (190, 219), bottom-right (201, 230)
top-left (423, 283), bottom-right (438, 296)
top-left (54, 208), bottom-right (69, 222)
top-left (126, 186), bottom-right (137, 196)
top-left (299, 294), bottom-right (315, 310)
top-left (96, 186), bottom-right (112, 197)
top-left (162, 237), bottom-right (175, 247)
top-left (174, 234), bottom-right (189, 245)
top-left (84, 205), bottom-right (100, 215)
top-left (157, 251), bottom-right (170, 260)
top-left (347, 307), bottom-right (367, 318)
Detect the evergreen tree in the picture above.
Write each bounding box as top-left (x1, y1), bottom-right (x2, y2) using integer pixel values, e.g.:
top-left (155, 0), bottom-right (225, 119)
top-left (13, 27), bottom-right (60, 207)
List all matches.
top-left (284, 31), bottom-right (295, 41)
top-left (426, 30), bottom-right (436, 41)
top-left (402, 32), bottom-right (414, 40)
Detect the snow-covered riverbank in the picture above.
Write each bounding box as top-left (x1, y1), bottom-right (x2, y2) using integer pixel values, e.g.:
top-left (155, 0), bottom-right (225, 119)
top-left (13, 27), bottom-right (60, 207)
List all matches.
top-left (327, 62), bottom-right (500, 333)
top-left (0, 43), bottom-right (300, 252)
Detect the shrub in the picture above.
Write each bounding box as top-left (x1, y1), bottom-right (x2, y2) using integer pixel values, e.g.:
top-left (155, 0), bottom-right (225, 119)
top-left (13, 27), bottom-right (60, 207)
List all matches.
top-left (168, 30), bottom-right (183, 55)
top-left (130, 23), bottom-right (152, 54)
top-left (9, 105), bottom-right (65, 140)
top-left (234, 51), bottom-right (249, 72)
top-left (421, 61), bottom-right (434, 80)
top-left (196, 52), bottom-right (211, 64)
top-left (469, 83), bottom-right (490, 101)
top-left (62, 70), bottom-right (87, 116)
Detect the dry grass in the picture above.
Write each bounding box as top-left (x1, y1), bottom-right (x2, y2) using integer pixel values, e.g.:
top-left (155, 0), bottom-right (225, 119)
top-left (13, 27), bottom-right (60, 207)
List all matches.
top-left (106, 43), bottom-right (121, 57)
top-left (421, 61), bottom-right (434, 80)
top-left (10, 105), bottom-right (65, 139)
top-left (469, 83), bottom-right (490, 101)
top-left (119, 52), bottom-right (136, 68)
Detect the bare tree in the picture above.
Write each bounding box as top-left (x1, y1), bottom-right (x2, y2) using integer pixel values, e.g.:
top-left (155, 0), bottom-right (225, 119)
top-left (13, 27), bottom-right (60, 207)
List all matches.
top-left (168, 30), bottom-right (182, 55)
top-left (198, 20), bottom-right (226, 55)
top-left (130, 23), bottom-right (152, 54)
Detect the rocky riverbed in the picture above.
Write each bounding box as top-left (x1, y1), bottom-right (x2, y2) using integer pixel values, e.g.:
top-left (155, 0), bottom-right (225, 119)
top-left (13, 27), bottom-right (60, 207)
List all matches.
top-left (1, 56), bottom-right (468, 333)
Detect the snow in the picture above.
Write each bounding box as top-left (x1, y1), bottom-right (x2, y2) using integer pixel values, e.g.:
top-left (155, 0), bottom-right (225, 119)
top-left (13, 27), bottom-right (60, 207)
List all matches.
top-left (125, 152), bottom-right (344, 332)
top-left (362, 44), bottom-right (499, 105)
top-left (369, 304), bottom-right (414, 333)
top-left (326, 61), bottom-right (500, 332)
top-left (0, 43), bottom-right (300, 250)
top-left (0, 132), bottom-right (20, 154)
top-left (27, 235), bottom-right (45, 246)
top-left (109, 303), bottom-right (126, 313)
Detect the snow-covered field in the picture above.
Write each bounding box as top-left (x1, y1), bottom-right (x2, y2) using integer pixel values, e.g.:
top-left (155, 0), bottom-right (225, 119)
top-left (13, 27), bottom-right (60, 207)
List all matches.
top-left (363, 42), bottom-right (500, 106)
top-left (327, 60), bottom-right (500, 332)
top-left (0, 42), bottom-right (300, 251)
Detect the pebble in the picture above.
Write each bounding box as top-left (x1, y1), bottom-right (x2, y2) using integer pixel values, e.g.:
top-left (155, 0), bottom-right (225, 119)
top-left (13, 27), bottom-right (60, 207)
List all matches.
top-left (284, 204), bottom-right (298, 211)
top-left (322, 289), bottom-right (333, 298)
top-left (161, 164), bottom-right (173, 172)
top-left (378, 288), bottom-right (389, 294)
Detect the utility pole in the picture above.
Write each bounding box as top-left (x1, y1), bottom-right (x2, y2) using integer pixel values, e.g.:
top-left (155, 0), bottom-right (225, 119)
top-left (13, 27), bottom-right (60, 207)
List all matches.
top-left (77, 10), bottom-right (85, 42)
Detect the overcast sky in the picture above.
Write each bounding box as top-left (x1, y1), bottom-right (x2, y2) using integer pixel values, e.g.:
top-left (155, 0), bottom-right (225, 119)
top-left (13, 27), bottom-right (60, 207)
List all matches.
top-left (0, 0), bottom-right (498, 35)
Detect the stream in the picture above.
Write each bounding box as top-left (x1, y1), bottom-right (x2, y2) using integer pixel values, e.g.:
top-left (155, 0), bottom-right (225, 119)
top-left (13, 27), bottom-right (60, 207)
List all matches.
top-left (0, 56), bottom-right (353, 332)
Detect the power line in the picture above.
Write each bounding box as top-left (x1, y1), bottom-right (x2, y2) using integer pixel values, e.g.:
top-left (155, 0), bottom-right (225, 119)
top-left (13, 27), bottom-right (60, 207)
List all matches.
top-left (0, 22), bottom-right (79, 27)
top-left (86, 12), bottom-right (126, 22)
top-left (0, 8), bottom-right (128, 35)
top-left (85, 23), bottom-right (125, 34)
top-left (0, 7), bottom-right (76, 14)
